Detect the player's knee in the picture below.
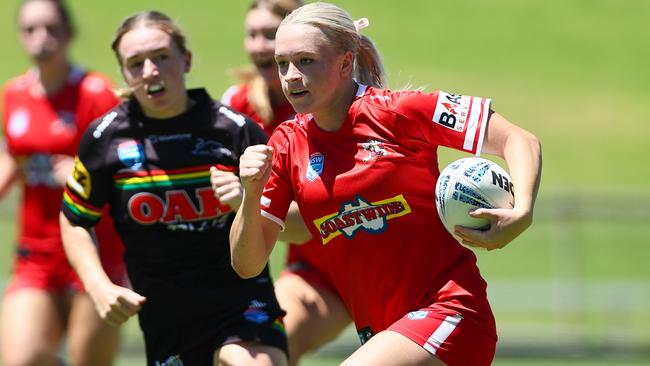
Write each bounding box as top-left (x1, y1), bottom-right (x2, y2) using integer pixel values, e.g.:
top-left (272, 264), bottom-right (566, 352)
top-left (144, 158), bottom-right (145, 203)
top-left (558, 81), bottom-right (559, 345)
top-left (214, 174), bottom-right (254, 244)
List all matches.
top-left (218, 342), bottom-right (286, 366)
top-left (2, 348), bottom-right (58, 366)
top-left (67, 336), bottom-right (119, 366)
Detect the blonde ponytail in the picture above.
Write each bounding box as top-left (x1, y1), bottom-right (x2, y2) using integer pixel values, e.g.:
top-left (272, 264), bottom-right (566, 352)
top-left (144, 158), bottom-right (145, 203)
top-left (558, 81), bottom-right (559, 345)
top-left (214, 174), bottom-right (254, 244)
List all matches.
top-left (281, 2), bottom-right (386, 88)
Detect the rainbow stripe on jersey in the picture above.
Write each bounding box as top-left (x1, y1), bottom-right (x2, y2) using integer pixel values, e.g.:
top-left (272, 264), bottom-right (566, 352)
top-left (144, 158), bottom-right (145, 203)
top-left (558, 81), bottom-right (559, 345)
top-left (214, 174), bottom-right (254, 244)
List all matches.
top-left (113, 164), bottom-right (218, 190)
top-left (62, 187), bottom-right (103, 222)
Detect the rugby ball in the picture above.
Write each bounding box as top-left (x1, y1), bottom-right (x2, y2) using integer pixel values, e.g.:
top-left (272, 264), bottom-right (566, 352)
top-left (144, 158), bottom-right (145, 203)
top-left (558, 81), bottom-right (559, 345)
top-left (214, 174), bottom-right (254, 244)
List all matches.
top-left (435, 157), bottom-right (515, 237)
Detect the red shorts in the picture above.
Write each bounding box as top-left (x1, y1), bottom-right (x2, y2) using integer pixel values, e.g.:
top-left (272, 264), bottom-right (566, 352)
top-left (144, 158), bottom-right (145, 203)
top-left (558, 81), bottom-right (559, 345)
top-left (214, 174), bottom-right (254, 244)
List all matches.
top-left (388, 304), bottom-right (497, 366)
top-left (5, 237), bottom-right (128, 295)
top-left (280, 242), bottom-right (337, 294)
top-left (5, 246), bottom-right (84, 294)
top-left (5, 209), bottom-right (128, 295)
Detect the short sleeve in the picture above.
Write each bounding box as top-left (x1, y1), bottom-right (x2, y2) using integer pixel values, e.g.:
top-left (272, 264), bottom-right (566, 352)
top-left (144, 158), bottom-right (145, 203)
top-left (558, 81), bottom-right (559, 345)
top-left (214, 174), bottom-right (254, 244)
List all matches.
top-left (81, 74), bottom-right (120, 126)
top-left (395, 90), bottom-right (491, 155)
top-left (61, 113), bottom-right (116, 227)
top-left (259, 127), bottom-right (294, 230)
top-left (220, 85), bottom-right (239, 107)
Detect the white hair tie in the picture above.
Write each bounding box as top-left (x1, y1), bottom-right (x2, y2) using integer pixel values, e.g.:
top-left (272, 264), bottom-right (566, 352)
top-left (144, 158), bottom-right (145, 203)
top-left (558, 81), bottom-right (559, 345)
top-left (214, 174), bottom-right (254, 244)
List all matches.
top-left (354, 18), bottom-right (369, 33)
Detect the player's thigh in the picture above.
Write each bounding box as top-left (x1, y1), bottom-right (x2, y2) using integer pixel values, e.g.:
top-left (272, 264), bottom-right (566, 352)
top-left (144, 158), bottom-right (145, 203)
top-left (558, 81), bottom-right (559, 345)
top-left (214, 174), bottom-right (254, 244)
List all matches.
top-left (0, 288), bottom-right (66, 366)
top-left (66, 292), bottom-right (120, 366)
top-left (341, 330), bottom-right (445, 366)
top-left (275, 274), bottom-right (350, 344)
top-left (215, 342), bottom-right (287, 366)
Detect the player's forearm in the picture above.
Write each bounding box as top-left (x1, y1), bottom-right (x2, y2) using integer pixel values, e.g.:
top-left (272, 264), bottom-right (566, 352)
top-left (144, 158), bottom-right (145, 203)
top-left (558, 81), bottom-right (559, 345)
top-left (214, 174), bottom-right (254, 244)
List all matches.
top-left (0, 151), bottom-right (18, 199)
top-left (230, 193), bottom-right (276, 279)
top-left (59, 213), bottom-right (112, 292)
top-left (278, 201), bottom-right (311, 244)
top-left (503, 127), bottom-right (542, 218)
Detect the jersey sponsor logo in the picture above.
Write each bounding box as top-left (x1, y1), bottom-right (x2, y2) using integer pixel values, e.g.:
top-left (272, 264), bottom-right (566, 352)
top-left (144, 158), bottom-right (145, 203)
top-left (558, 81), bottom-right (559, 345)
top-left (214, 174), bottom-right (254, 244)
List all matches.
top-left (7, 108), bottom-right (29, 138)
top-left (361, 139), bottom-right (389, 162)
top-left (82, 76), bottom-right (107, 94)
top-left (313, 194), bottom-right (412, 245)
top-left (243, 300), bottom-right (270, 324)
top-left (192, 138), bottom-right (234, 159)
top-left (154, 355), bottom-right (183, 366)
top-left (306, 153), bottom-right (324, 181)
top-left (127, 187), bottom-right (231, 225)
top-left (117, 140), bottom-right (145, 170)
top-left (67, 157), bottom-right (92, 199)
top-left (50, 111), bottom-right (77, 135)
top-left (22, 154), bottom-right (58, 188)
top-left (92, 111), bottom-right (118, 138)
top-left (408, 310), bottom-right (430, 320)
top-left (57, 110), bottom-right (76, 126)
top-left (370, 94), bottom-right (391, 102)
top-left (147, 133), bottom-right (192, 144)
top-left (357, 327), bottom-right (375, 345)
top-left (432, 91), bottom-right (471, 132)
top-left (218, 106), bottom-right (247, 127)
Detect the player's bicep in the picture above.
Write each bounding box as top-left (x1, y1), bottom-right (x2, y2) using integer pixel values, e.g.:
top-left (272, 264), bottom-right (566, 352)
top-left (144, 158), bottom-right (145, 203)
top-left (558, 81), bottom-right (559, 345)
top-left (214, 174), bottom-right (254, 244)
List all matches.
top-left (481, 111), bottom-right (519, 158)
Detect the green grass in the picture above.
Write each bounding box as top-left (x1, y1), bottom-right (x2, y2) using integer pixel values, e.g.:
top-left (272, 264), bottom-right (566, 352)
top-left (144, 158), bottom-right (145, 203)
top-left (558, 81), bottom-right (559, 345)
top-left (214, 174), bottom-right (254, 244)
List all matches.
top-left (1, 0), bottom-right (649, 364)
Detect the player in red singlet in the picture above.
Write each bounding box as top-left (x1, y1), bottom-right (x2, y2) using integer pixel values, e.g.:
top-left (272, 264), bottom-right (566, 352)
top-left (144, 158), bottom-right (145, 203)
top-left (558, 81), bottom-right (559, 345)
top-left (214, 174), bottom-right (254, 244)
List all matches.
top-left (0, 1), bottom-right (126, 365)
top-left (225, 2), bottom-right (542, 366)
top-left (218, 1), bottom-right (350, 364)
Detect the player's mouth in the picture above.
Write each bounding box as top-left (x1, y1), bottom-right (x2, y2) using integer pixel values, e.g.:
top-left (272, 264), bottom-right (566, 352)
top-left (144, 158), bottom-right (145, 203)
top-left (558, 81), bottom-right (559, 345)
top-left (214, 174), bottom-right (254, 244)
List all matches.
top-left (256, 59), bottom-right (275, 70)
top-left (146, 81), bottom-right (166, 97)
top-left (253, 56), bottom-right (276, 70)
top-left (288, 88), bottom-right (308, 98)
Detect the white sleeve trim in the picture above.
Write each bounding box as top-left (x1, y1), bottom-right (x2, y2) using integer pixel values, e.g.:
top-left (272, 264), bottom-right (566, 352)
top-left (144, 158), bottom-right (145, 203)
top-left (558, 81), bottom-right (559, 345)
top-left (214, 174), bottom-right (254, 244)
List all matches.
top-left (220, 85), bottom-right (238, 106)
top-left (355, 83), bottom-right (368, 97)
top-left (261, 210), bottom-right (286, 232)
top-left (474, 98), bottom-right (491, 156)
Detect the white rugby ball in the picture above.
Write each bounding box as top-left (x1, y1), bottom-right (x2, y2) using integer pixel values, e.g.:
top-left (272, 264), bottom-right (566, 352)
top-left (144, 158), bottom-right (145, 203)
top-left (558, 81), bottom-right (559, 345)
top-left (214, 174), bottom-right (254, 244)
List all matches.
top-left (435, 157), bottom-right (515, 237)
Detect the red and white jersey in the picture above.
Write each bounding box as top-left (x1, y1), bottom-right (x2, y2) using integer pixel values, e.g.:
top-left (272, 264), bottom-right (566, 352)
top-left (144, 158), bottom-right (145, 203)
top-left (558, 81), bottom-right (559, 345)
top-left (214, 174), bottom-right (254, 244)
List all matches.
top-left (261, 85), bottom-right (495, 334)
top-left (2, 67), bottom-right (120, 251)
top-left (222, 83), bottom-right (295, 137)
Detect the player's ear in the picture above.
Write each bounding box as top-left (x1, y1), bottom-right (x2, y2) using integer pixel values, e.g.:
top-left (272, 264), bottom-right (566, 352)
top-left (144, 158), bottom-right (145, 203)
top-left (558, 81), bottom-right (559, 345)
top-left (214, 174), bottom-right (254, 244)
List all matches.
top-left (340, 50), bottom-right (354, 76)
top-left (184, 50), bottom-right (192, 73)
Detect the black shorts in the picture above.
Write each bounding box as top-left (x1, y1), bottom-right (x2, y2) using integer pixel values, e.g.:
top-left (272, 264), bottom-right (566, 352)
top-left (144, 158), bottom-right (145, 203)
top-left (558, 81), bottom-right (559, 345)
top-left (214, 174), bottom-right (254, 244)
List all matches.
top-left (143, 299), bottom-right (287, 366)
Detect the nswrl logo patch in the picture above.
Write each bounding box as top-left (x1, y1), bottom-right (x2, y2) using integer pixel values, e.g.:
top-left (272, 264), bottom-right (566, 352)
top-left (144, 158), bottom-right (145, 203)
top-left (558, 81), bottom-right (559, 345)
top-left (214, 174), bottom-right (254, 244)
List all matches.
top-left (306, 152), bottom-right (324, 181)
top-left (117, 140), bottom-right (145, 170)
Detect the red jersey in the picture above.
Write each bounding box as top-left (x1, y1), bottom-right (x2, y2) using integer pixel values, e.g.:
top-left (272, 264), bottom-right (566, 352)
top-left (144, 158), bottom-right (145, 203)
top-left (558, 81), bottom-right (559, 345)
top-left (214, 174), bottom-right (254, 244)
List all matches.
top-left (222, 84), bottom-right (295, 137)
top-left (222, 83), bottom-right (336, 289)
top-left (2, 67), bottom-right (119, 252)
top-left (261, 85), bottom-right (495, 335)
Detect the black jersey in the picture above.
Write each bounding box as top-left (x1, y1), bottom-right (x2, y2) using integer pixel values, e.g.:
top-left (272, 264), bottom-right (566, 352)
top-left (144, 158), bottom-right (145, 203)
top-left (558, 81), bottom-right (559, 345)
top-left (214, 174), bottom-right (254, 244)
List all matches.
top-left (62, 88), bottom-right (274, 330)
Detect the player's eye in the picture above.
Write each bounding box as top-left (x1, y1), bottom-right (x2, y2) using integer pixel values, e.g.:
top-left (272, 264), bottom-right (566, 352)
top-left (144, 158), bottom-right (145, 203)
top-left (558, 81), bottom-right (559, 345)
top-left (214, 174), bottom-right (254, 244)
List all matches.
top-left (300, 58), bottom-right (314, 66)
top-left (45, 25), bottom-right (64, 36)
top-left (276, 60), bottom-right (289, 69)
top-left (262, 29), bottom-right (277, 41)
top-left (154, 54), bottom-right (169, 63)
top-left (127, 60), bottom-right (144, 72)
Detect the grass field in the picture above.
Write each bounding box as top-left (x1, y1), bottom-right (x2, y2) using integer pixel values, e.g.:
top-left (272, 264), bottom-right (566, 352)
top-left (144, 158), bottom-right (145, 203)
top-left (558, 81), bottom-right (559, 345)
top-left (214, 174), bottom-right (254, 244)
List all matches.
top-left (0, 0), bottom-right (649, 365)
